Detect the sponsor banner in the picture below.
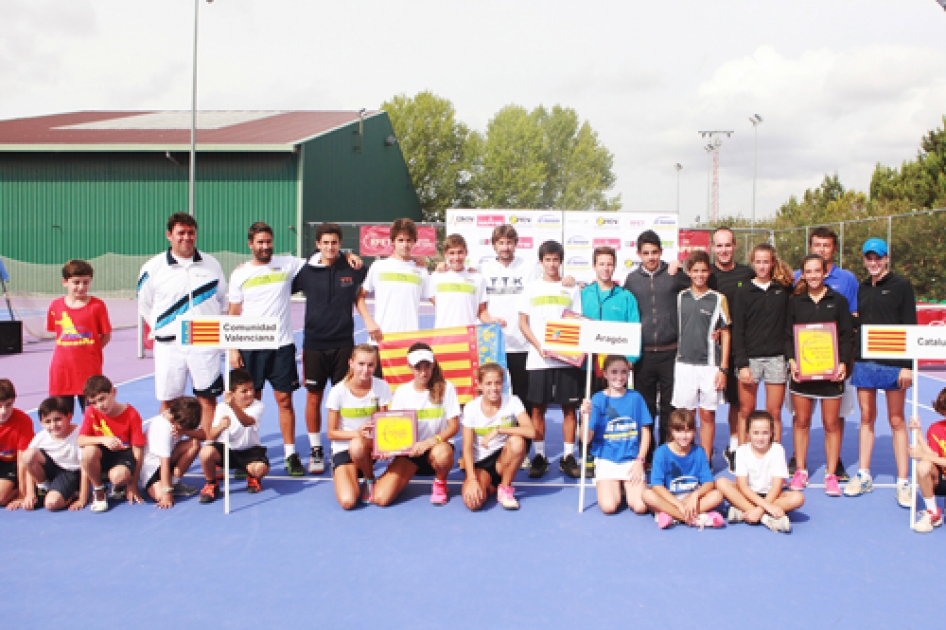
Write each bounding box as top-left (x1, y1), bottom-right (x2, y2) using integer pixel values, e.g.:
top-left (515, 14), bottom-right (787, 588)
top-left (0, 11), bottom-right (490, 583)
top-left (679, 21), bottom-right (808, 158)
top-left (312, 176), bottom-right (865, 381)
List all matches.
top-left (179, 317), bottom-right (280, 350)
top-left (678, 229), bottom-right (711, 262)
top-left (446, 209), bottom-right (557, 270)
top-left (861, 325), bottom-right (946, 360)
top-left (563, 212), bottom-right (679, 283)
top-left (359, 225), bottom-right (438, 256)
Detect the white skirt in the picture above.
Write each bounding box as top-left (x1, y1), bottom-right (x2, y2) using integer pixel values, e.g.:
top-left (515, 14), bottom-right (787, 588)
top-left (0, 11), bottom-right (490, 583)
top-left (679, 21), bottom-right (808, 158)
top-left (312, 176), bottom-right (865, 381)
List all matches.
top-left (594, 458), bottom-right (636, 481)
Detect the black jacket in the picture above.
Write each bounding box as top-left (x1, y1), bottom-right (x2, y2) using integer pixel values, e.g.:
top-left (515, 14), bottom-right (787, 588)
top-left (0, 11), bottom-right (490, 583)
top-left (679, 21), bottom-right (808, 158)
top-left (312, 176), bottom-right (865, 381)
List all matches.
top-left (855, 272), bottom-right (917, 367)
top-left (731, 280), bottom-right (791, 369)
top-left (623, 262), bottom-right (691, 350)
top-left (292, 256), bottom-right (367, 350)
top-left (785, 287), bottom-right (855, 367)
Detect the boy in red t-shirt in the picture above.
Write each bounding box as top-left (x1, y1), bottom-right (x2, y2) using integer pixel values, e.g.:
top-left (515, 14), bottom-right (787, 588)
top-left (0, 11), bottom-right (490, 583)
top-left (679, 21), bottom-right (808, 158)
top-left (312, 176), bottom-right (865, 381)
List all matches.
top-left (0, 379), bottom-right (35, 507)
top-left (78, 375), bottom-right (145, 513)
top-left (47, 260), bottom-right (112, 416)
top-left (909, 387), bottom-right (946, 533)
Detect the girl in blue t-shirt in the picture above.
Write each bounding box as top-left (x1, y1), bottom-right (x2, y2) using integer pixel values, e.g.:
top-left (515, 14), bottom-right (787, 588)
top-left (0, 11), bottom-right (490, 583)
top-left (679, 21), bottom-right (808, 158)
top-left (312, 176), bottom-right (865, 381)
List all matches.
top-left (642, 409), bottom-right (725, 529)
top-left (579, 355), bottom-right (653, 514)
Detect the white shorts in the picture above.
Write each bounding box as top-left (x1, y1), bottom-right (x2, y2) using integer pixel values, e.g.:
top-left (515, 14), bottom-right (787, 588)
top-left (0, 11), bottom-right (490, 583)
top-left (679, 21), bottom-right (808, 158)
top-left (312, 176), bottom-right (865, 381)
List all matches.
top-left (154, 341), bottom-right (223, 400)
top-left (594, 458), bottom-right (637, 481)
top-left (783, 378), bottom-right (855, 417)
top-left (671, 362), bottom-right (724, 411)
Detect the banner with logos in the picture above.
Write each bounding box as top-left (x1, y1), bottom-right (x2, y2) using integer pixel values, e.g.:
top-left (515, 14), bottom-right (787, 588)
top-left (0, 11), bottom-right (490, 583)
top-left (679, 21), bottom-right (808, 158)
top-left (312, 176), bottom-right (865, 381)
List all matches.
top-left (678, 229), bottom-right (711, 262)
top-left (445, 210), bottom-right (678, 283)
top-left (359, 225), bottom-right (438, 256)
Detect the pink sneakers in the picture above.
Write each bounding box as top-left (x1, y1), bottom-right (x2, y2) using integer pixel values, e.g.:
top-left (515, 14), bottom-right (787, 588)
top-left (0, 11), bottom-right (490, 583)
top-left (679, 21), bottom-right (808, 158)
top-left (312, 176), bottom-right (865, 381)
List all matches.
top-left (430, 479), bottom-right (448, 506)
top-left (789, 469), bottom-right (809, 491)
top-left (824, 474), bottom-right (841, 497)
top-left (497, 484), bottom-right (519, 510)
top-left (656, 511), bottom-right (675, 529)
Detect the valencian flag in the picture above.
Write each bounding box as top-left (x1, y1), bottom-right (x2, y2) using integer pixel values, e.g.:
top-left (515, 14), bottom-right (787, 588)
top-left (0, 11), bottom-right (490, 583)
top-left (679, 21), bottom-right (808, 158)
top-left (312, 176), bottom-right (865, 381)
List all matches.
top-left (181, 320), bottom-right (221, 346)
top-left (379, 323), bottom-right (507, 404)
top-left (866, 328), bottom-right (907, 355)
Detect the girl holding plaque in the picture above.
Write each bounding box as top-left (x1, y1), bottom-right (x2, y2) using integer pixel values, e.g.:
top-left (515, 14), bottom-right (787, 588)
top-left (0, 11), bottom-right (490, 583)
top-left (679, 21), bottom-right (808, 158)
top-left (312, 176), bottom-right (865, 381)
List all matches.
top-left (326, 344), bottom-right (392, 509)
top-left (461, 363), bottom-right (536, 511)
top-left (731, 243), bottom-right (794, 447)
top-left (785, 255), bottom-right (855, 497)
top-left (373, 343), bottom-right (461, 507)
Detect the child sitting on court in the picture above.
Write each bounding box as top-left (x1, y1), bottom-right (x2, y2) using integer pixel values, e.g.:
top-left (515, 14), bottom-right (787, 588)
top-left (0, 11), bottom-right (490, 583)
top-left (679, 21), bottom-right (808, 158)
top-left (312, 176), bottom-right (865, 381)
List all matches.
top-left (139, 396), bottom-right (204, 509)
top-left (0, 379), bottom-right (36, 508)
top-left (908, 387), bottom-right (946, 533)
top-left (46, 259), bottom-right (112, 416)
top-left (78, 375), bottom-right (146, 512)
top-left (716, 411), bottom-right (804, 533)
top-left (671, 249), bottom-right (731, 461)
top-left (10, 396), bottom-right (87, 511)
top-left (579, 355), bottom-right (653, 515)
top-left (643, 409), bottom-right (725, 529)
top-left (198, 369), bottom-right (270, 503)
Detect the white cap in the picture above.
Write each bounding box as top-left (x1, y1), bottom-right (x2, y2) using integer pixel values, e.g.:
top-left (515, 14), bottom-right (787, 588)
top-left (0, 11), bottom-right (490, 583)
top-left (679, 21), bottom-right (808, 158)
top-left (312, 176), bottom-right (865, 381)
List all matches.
top-left (407, 349), bottom-right (435, 366)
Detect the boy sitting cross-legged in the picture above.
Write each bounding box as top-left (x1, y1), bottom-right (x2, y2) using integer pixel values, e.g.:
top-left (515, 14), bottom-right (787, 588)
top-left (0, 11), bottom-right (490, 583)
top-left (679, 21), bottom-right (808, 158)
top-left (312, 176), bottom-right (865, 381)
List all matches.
top-left (139, 396), bottom-right (205, 509)
top-left (78, 375), bottom-right (146, 512)
top-left (198, 369), bottom-right (270, 503)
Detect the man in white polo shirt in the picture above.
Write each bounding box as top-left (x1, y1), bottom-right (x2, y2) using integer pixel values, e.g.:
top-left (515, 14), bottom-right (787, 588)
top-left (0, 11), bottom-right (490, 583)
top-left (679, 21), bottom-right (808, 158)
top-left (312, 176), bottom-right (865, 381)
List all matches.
top-left (138, 212), bottom-right (228, 436)
top-left (228, 222), bottom-right (305, 476)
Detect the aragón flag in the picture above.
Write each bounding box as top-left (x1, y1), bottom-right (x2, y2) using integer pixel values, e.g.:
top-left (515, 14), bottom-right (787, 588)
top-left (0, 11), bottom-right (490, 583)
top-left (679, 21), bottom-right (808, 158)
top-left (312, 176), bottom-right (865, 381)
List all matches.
top-left (378, 323), bottom-right (507, 404)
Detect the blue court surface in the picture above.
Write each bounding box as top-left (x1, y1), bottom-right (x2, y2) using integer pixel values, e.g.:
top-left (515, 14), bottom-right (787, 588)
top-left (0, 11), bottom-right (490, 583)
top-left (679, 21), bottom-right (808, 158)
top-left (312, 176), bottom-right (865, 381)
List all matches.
top-left (4, 315), bottom-right (946, 628)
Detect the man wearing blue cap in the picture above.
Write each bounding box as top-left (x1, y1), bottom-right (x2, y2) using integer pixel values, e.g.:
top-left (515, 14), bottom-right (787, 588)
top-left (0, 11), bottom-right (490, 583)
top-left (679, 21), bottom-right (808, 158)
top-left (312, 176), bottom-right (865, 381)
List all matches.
top-left (845, 237), bottom-right (917, 506)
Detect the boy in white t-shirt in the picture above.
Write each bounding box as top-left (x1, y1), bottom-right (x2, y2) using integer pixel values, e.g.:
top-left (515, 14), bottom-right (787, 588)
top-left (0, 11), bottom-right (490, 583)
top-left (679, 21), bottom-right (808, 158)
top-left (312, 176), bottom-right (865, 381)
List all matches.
top-left (717, 411), bottom-right (804, 533)
top-left (198, 369), bottom-right (270, 503)
top-left (427, 234), bottom-right (498, 329)
top-left (10, 397), bottom-right (87, 512)
top-left (139, 396), bottom-right (204, 509)
top-left (360, 218), bottom-right (430, 359)
top-left (518, 240), bottom-right (582, 479)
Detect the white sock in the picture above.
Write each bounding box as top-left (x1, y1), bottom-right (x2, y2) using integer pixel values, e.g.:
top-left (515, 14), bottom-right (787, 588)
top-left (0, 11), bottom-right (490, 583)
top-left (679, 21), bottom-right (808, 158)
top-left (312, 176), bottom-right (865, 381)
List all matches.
top-left (37, 481), bottom-right (49, 491)
top-left (534, 441), bottom-right (546, 457)
top-left (729, 436), bottom-right (738, 451)
top-left (897, 477), bottom-right (909, 486)
top-left (859, 468), bottom-right (870, 478)
top-left (924, 497), bottom-right (937, 511)
top-left (564, 443), bottom-right (575, 457)
top-left (171, 475), bottom-right (180, 486)
top-left (284, 444), bottom-right (296, 457)
top-left (309, 432), bottom-right (321, 449)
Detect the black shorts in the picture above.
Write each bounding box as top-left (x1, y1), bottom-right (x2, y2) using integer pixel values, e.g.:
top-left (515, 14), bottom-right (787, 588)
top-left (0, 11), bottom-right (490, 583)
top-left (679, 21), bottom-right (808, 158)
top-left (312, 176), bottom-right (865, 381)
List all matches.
top-left (145, 468), bottom-right (161, 490)
top-left (0, 460), bottom-right (17, 482)
top-left (40, 451), bottom-right (81, 499)
top-left (242, 344), bottom-right (300, 394)
top-left (98, 446), bottom-right (137, 477)
top-left (304, 346), bottom-right (353, 393)
top-left (405, 443), bottom-right (455, 477)
top-left (331, 449), bottom-right (366, 479)
top-left (212, 443), bottom-right (269, 470)
top-left (724, 372), bottom-right (740, 407)
top-left (474, 438), bottom-right (532, 488)
top-left (934, 469), bottom-right (946, 496)
top-left (506, 352), bottom-right (533, 414)
top-left (526, 367), bottom-right (583, 406)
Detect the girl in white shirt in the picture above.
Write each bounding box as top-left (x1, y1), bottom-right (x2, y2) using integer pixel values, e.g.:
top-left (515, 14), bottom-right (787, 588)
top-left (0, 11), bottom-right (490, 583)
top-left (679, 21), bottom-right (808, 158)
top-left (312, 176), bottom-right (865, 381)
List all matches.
top-left (326, 344), bottom-right (392, 509)
top-left (716, 411), bottom-right (805, 533)
top-left (461, 363), bottom-right (536, 511)
top-left (374, 343), bottom-right (460, 507)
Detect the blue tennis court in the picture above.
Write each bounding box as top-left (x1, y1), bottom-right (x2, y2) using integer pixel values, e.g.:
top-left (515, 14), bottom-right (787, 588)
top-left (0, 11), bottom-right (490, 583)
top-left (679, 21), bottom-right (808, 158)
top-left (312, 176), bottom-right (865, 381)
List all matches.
top-left (3, 313), bottom-right (945, 628)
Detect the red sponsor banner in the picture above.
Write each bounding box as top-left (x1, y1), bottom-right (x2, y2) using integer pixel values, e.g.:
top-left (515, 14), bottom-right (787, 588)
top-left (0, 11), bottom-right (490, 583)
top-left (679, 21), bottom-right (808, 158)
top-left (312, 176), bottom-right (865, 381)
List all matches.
top-left (476, 214), bottom-right (505, 227)
top-left (518, 236), bottom-right (534, 249)
top-left (359, 226), bottom-right (438, 256)
top-left (678, 229), bottom-right (710, 261)
top-left (592, 237), bottom-right (621, 250)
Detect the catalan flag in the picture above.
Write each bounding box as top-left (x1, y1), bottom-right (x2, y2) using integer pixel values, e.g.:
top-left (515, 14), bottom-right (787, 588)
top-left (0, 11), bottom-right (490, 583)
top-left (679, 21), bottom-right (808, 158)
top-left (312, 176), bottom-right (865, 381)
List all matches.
top-left (379, 323), bottom-right (507, 404)
top-left (181, 319), bottom-right (220, 346)
top-left (866, 328), bottom-right (907, 355)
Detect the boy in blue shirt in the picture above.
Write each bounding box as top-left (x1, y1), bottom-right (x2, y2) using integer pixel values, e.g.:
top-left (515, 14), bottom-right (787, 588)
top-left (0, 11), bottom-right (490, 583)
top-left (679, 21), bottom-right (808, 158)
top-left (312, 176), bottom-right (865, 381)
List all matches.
top-left (643, 408), bottom-right (724, 529)
top-left (579, 355), bottom-right (651, 514)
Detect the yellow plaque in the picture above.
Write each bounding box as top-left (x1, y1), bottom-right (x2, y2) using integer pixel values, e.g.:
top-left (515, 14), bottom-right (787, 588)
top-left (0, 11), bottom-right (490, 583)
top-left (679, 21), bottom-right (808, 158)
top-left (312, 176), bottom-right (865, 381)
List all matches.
top-left (372, 411), bottom-right (417, 457)
top-left (794, 322), bottom-right (840, 381)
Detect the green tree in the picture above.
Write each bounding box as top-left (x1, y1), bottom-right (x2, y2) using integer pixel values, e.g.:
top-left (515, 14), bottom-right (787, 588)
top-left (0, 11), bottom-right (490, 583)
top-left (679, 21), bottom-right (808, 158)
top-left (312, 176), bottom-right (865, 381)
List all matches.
top-left (382, 91), bottom-right (479, 222)
top-left (475, 105), bottom-right (547, 208)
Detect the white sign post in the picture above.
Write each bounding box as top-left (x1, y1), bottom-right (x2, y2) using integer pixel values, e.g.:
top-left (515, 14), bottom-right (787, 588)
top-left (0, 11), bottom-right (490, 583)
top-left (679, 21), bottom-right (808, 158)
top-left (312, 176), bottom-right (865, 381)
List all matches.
top-left (544, 320), bottom-right (642, 513)
top-left (862, 324), bottom-right (946, 530)
top-left (179, 316), bottom-right (280, 514)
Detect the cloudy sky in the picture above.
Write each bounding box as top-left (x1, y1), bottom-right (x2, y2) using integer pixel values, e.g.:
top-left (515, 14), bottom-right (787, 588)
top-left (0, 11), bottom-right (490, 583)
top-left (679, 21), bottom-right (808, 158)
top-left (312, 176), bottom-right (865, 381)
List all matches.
top-left (3, 0), bottom-right (946, 225)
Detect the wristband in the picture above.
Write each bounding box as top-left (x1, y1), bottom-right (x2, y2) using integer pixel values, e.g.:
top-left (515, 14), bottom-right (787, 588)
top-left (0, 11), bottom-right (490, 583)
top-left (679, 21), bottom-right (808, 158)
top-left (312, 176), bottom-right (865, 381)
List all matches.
top-left (434, 434), bottom-right (444, 444)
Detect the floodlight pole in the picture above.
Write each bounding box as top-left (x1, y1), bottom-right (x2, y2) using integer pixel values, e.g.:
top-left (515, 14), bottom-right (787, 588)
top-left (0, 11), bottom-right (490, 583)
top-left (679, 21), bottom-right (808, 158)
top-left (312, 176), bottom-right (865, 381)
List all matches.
top-left (699, 131), bottom-right (732, 223)
top-left (750, 115), bottom-right (763, 242)
top-left (189, 0), bottom-right (203, 217)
